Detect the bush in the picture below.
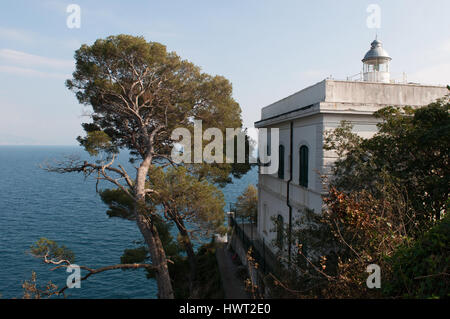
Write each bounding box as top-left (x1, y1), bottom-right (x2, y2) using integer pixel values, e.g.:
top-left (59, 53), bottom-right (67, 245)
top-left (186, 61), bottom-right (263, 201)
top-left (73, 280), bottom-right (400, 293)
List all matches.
top-left (235, 185), bottom-right (258, 223)
top-left (383, 214), bottom-right (450, 299)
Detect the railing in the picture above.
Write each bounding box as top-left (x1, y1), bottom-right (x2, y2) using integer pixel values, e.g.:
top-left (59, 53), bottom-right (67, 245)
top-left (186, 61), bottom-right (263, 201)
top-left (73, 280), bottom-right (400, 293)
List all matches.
top-left (229, 213), bottom-right (283, 277)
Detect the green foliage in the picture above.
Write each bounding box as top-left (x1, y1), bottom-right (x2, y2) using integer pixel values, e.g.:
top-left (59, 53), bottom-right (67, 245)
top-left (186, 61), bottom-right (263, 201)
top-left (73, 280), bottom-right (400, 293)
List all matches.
top-left (168, 242), bottom-right (224, 299)
top-left (274, 91), bottom-right (450, 299)
top-left (324, 91), bottom-right (450, 234)
top-left (136, 218), bottom-right (182, 278)
top-left (66, 34), bottom-right (247, 173)
top-left (148, 165), bottom-right (226, 236)
top-left (141, 240), bottom-right (223, 298)
top-left (30, 238), bottom-right (75, 263)
top-left (324, 120), bottom-right (364, 159)
top-left (383, 214), bottom-right (450, 299)
top-left (194, 242), bottom-right (224, 298)
top-left (99, 164), bottom-right (226, 292)
top-left (35, 34), bottom-right (253, 298)
top-left (228, 132), bottom-right (256, 181)
top-left (68, 34), bottom-right (252, 262)
top-left (153, 215), bottom-right (181, 257)
top-left (76, 130), bottom-right (117, 157)
top-left (120, 246), bottom-right (148, 264)
top-left (99, 188), bottom-right (136, 220)
top-left (235, 184), bottom-right (258, 223)
top-left (163, 255), bottom-right (191, 298)
top-left (173, 130), bottom-right (255, 188)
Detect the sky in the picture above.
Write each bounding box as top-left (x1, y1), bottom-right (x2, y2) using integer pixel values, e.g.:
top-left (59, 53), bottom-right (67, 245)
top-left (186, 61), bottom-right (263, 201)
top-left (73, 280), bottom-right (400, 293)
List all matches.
top-left (0, 0), bottom-right (449, 145)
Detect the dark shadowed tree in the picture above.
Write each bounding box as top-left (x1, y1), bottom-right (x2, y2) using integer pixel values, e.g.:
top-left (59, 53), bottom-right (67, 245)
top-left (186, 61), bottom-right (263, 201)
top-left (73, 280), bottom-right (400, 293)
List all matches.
top-left (147, 165), bottom-right (226, 287)
top-left (99, 165), bottom-right (226, 295)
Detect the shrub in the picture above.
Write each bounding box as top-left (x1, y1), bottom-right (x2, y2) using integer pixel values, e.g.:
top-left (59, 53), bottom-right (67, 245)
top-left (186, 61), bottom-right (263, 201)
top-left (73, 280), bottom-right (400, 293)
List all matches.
top-left (383, 213), bottom-right (450, 299)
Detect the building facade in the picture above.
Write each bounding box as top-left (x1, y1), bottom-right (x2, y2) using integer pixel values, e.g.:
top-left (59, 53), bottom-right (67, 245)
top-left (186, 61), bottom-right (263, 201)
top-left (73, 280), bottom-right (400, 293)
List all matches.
top-left (255, 39), bottom-right (447, 253)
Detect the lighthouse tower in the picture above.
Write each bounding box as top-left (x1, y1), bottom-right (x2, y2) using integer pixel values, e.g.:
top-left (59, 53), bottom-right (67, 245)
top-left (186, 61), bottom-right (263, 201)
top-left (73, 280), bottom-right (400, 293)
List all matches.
top-left (362, 38), bottom-right (392, 83)
top-left (253, 35), bottom-right (448, 262)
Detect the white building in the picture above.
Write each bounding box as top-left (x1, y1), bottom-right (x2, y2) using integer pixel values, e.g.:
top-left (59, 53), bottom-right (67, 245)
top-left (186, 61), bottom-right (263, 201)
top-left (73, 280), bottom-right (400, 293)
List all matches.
top-left (255, 39), bottom-right (447, 255)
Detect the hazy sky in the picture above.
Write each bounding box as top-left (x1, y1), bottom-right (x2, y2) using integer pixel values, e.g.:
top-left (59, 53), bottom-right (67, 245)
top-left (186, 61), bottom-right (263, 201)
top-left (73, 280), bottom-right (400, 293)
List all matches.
top-left (0, 0), bottom-right (449, 145)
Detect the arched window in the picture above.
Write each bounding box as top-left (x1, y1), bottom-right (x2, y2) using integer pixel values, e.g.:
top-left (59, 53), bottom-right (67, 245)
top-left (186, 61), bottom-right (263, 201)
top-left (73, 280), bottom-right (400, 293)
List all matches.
top-left (299, 145), bottom-right (309, 187)
top-left (276, 214), bottom-right (284, 248)
top-left (278, 145), bottom-right (285, 179)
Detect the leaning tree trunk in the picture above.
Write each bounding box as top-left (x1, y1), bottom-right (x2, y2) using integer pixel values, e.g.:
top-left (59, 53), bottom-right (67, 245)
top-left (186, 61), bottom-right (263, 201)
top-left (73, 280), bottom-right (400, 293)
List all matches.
top-left (136, 214), bottom-right (174, 299)
top-left (172, 217), bottom-right (197, 296)
top-left (135, 157), bottom-right (174, 299)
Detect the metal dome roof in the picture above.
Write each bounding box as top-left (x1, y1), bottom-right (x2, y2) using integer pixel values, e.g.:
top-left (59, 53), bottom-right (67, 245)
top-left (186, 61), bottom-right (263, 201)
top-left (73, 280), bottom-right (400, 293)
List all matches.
top-left (362, 39), bottom-right (392, 62)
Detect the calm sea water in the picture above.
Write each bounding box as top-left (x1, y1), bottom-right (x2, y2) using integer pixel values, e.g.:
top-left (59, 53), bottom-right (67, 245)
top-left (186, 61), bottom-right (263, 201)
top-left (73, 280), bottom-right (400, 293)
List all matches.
top-left (0, 146), bottom-right (257, 299)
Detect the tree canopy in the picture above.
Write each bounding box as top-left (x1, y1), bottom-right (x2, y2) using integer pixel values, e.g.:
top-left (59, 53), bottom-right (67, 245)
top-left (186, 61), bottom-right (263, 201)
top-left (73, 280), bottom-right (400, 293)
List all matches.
top-left (235, 184), bottom-right (258, 223)
top-left (40, 34), bottom-right (252, 298)
top-left (67, 34), bottom-right (244, 164)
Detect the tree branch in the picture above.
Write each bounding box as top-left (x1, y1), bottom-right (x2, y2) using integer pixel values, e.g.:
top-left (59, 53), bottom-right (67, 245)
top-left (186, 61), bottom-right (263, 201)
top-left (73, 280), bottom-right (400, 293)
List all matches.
top-left (37, 251), bottom-right (157, 297)
top-left (42, 156), bottom-right (135, 200)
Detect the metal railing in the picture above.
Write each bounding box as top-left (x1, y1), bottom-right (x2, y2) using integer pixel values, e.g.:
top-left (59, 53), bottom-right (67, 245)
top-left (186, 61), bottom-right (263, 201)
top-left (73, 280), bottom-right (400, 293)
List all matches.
top-left (229, 213), bottom-right (283, 277)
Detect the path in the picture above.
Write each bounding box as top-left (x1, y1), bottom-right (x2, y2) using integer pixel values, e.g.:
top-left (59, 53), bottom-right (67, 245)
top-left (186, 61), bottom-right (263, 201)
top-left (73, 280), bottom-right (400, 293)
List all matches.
top-left (216, 243), bottom-right (250, 299)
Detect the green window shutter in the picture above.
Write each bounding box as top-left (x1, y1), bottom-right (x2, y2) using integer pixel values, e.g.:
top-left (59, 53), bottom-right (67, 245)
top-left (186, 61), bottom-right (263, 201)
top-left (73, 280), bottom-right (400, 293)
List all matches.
top-left (278, 145), bottom-right (285, 179)
top-left (276, 214), bottom-right (284, 248)
top-left (299, 145), bottom-right (309, 187)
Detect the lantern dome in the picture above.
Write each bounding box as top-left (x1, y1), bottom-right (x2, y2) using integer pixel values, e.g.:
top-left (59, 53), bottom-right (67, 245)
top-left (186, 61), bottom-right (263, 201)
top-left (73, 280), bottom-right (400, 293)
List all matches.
top-left (362, 39), bottom-right (392, 62)
top-left (362, 38), bottom-right (392, 83)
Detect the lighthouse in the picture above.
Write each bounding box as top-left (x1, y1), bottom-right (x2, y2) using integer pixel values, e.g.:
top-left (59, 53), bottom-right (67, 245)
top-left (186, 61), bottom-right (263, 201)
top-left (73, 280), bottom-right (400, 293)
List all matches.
top-left (252, 37), bottom-right (447, 261)
top-left (362, 38), bottom-right (392, 83)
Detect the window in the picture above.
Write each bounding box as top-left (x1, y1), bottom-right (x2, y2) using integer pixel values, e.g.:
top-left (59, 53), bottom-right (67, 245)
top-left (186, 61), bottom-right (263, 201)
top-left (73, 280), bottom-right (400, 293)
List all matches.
top-left (276, 214), bottom-right (284, 248)
top-left (263, 204), bottom-right (268, 233)
top-left (259, 129), bottom-right (271, 168)
top-left (278, 145), bottom-right (285, 179)
top-left (266, 128), bottom-right (271, 156)
top-left (299, 145), bottom-right (309, 187)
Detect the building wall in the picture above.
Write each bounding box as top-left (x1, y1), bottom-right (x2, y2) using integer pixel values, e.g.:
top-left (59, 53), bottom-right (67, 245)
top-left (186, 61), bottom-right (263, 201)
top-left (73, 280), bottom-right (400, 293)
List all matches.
top-left (321, 113), bottom-right (380, 176)
top-left (325, 80), bottom-right (447, 107)
top-left (258, 184), bottom-right (288, 245)
top-left (259, 80), bottom-right (448, 123)
top-left (261, 80), bottom-right (326, 119)
top-left (258, 114), bottom-right (324, 250)
top-left (257, 113), bottom-right (381, 252)
top-left (256, 80), bottom-right (448, 254)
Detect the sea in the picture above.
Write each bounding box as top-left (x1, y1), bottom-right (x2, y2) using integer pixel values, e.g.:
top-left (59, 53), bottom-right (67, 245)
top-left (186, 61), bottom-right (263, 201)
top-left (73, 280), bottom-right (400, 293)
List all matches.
top-left (0, 146), bottom-right (257, 299)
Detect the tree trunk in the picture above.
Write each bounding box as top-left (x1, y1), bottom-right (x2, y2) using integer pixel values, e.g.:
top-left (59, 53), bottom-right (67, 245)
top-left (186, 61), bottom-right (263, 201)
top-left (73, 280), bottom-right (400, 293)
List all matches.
top-left (136, 214), bottom-right (174, 299)
top-left (135, 157), bottom-right (174, 299)
top-left (173, 217), bottom-right (197, 296)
